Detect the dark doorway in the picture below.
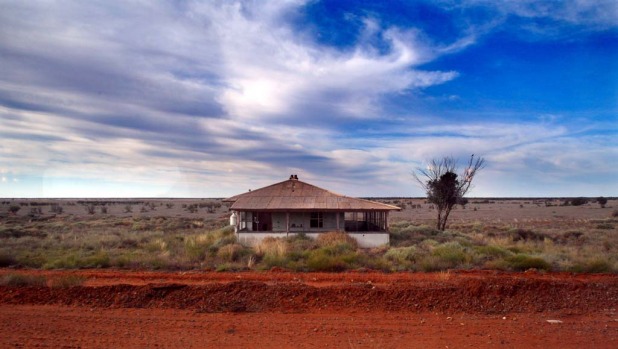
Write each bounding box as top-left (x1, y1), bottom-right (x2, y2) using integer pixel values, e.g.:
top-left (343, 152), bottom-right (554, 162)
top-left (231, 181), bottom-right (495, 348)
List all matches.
top-left (252, 212), bottom-right (272, 231)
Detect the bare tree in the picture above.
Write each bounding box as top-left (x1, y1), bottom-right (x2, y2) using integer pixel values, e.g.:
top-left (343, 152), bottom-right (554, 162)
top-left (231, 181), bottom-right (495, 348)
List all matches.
top-left (413, 155), bottom-right (485, 231)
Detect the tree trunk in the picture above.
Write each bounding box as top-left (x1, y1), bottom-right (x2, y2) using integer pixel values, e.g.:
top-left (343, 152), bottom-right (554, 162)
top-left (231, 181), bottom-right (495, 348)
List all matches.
top-left (440, 206), bottom-right (453, 231)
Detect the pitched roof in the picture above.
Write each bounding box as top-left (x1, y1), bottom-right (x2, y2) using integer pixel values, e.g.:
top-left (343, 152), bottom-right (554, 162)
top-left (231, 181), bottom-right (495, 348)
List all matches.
top-left (224, 177), bottom-right (401, 211)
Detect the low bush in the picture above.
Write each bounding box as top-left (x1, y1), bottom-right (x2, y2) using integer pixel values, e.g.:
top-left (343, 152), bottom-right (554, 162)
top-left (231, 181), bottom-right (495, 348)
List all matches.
top-left (432, 242), bottom-right (467, 264)
top-left (43, 251), bottom-right (111, 269)
top-left (254, 237), bottom-right (288, 259)
top-left (0, 253), bottom-right (16, 267)
top-left (8, 205), bottom-right (21, 215)
top-left (597, 197), bottom-right (608, 208)
top-left (570, 197), bottom-right (588, 206)
top-left (509, 228), bottom-right (549, 242)
top-left (306, 248), bottom-right (355, 272)
top-left (384, 246), bottom-right (418, 264)
top-left (555, 231), bottom-right (585, 245)
top-left (390, 225), bottom-right (445, 246)
top-left (0, 273), bottom-right (47, 287)
top-left (317, 231), bottom-right (358, 249)
top-left (216, 243), bottom-right (248, 262)
top-left (418, 255), bottom-right (453, 272)
top-left (216, 263), bottom-right (242, 272)
top-left (184, 235), bottom-right (212, 262)
top-left (474, 245), bottom-right (513, 259)
top-left (286, 233), bottom-right (317, 251)
top-left (0, 228), bottom-right (47, 239)
top-left (571, 258), bottom-right (614, 273)
top-left (260, 254), bottom-right (291, 270)
top-left (497, 254), bottom-right (551, 271)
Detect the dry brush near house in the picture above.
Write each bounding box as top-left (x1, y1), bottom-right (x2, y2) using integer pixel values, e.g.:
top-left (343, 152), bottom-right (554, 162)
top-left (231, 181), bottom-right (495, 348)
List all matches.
top-left (0, 197), bottom-right (616, 273)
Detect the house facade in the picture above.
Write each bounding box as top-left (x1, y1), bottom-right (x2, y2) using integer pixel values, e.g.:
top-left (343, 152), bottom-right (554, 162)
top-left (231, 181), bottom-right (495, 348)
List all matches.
top-left (224, 175), bottom-right (400, 247)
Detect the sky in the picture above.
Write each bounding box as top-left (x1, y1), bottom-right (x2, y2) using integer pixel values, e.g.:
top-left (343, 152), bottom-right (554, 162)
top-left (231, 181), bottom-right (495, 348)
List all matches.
top-left (0, 0), bottom-right (616, 198)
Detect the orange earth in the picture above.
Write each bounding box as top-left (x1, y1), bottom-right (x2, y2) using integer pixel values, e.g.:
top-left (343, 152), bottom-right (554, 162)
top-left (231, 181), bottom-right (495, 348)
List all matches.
top-left (1, 269), bottom-right (617, 348)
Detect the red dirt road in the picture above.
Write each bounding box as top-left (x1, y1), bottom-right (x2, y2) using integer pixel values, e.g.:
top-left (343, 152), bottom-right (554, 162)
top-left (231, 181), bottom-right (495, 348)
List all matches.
top-left (1, 269), bottom-right (617, 348)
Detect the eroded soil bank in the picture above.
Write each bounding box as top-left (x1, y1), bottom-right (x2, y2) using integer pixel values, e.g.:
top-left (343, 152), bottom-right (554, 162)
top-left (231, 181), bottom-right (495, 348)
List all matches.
top-left (1, 269), bottom-right (617, 348)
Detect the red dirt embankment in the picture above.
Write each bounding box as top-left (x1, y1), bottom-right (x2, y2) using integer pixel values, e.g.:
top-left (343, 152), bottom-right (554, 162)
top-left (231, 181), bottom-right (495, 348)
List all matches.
top-left (1, 269), bottom-right (617, 348)
top-left (1, 269), bottom-right (616, 314)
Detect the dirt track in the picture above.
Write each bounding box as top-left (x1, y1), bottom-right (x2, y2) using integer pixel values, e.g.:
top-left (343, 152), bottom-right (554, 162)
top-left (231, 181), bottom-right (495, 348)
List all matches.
top-left (1, 269), bottom-right (617, 348)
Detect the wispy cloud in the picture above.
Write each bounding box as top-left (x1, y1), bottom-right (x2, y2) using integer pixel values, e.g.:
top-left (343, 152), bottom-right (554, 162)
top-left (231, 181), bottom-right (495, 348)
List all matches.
top-left (439, 0), bottom-right (618, 39)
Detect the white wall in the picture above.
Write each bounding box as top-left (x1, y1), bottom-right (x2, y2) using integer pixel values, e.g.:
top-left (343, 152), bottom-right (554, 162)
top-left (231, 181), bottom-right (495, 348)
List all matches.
top-left (237, 232), bottom-right (389, 248)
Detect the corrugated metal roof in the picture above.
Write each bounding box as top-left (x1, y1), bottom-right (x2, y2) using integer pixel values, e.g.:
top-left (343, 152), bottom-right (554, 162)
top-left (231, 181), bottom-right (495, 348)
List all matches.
top-left (224, 177), bottom-right (401, 211)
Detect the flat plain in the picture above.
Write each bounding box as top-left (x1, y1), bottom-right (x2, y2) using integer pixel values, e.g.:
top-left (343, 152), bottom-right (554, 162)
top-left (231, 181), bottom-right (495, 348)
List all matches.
top-left (0, 197), bottom-right (616, 347)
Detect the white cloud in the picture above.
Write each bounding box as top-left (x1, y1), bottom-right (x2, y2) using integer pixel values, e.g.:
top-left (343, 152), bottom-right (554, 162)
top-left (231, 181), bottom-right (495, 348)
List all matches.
top-left (213, 5), bottom-right (456, 121)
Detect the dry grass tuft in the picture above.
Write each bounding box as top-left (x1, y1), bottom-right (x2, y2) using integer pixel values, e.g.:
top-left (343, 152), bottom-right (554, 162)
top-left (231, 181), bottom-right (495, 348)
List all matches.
top-left (317, 231), bottom-right (358, 249)
top-left (254, 237), bottom-right (288, 258)
top-left (0, 273), bottom-right (47, 287)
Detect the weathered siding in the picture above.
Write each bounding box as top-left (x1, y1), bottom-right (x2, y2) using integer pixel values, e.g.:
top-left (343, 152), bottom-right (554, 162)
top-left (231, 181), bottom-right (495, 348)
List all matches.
top-left (272, 212), bottom-right (286, 231)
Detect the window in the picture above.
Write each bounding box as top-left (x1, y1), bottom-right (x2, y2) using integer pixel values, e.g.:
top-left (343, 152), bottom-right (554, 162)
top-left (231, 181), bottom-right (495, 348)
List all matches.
top-left (310, 212), bottom-right (323, 228)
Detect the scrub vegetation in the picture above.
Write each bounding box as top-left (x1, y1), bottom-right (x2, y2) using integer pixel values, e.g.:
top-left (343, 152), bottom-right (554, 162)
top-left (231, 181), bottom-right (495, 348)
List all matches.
top-left (0, 208), bottom-right (616, 273)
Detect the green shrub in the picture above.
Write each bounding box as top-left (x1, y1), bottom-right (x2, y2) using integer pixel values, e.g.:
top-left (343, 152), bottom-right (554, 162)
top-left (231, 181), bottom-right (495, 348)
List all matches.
top-left (571, 258), bottom-right (613, 273)
top-left (307, 249), bottom-right (349, 271)
top-left (474, 245), bottom-right (513, 259)
top-left (431, 242), bottom-right (468, 265)
top-left (260, 254), bottom-right (290, 270)
top-left (319, 242), bottom-right (357, 256)
top-left (216, 243), bottom-right (246, 262)
top-left (384, 246), bottom-right (418, 264)
top-left (418, 255), bottom-right (453, 272)
top-left (43, 251), bottom-right (110, 269)
top-left (216, 263), bottom-right (238, 272)
top-left (0, 273), bottom-right (47, 287)
top-left (184, 235), bottom-right (211, 262)
top-left (15, 252), bottom-right (47, 268)
top-left (212, 234), bottom-right (236, 248)
top-left (390, 225), bottom-right (442, 246)
top-left (286, 234), bottom-right (316, 252)
top-left (498, 254), bottom-right (551, 271)
top-left (358, 254), bottom-right (393, 272)
top-left (391, 224), bottom-right (472, 247)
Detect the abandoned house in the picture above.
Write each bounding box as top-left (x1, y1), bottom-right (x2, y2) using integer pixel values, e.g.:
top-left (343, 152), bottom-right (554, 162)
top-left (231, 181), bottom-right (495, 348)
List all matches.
top-left (224, 175), bottom-right (400, 247)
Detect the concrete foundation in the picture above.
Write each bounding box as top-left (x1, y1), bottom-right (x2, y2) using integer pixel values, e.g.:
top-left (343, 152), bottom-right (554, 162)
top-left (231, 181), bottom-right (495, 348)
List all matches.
top-left (237, 232), bottom-right (389, 248)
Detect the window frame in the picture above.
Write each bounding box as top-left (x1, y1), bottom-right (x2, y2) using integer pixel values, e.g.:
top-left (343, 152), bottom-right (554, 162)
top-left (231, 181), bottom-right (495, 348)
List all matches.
top-left (310, 212), bottom-right (323, 228)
